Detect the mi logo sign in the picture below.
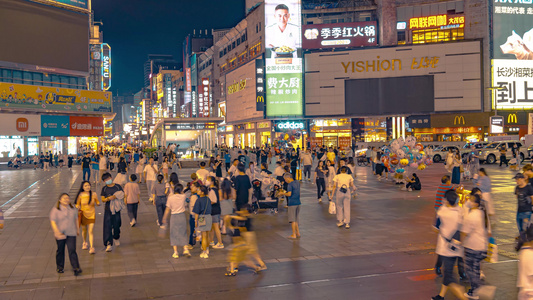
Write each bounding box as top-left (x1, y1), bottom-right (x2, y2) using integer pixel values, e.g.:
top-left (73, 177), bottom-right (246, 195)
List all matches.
top-left (508, 113), bottom-right (518, 124)
top-left (454, 115), bottom-right (465, 125)
top-left (16, 118), bottom-right (28, 132)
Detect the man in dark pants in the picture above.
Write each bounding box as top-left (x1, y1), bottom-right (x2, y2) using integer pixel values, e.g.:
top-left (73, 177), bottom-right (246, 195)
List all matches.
top-left (234, 163), bottom-right (252, 211)
top-left (500, 145), bottom-right (508, 167)
top-left (81, 153), bottom-right (91, 181)
top-left (101, 172), bottom-right (123, 252)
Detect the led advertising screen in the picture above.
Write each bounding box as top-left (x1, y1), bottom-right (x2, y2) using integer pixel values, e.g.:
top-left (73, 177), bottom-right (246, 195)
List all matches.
top-left (492, 0), bottom-right (533, 110)
top-left (265, 0), bottom-right (303, 117)
top-left (0, 0), bottom-right (89, 74)
top-left (302, 21), bottom-right (377, 49)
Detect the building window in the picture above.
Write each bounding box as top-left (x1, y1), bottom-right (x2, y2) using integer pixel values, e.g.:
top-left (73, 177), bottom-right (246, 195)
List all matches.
top-left (397, 31), bottom-right (406, 45)
top-left (232, 41), bottom-right (236, 49)
top-left (412, 28), bottom-right (464, 44)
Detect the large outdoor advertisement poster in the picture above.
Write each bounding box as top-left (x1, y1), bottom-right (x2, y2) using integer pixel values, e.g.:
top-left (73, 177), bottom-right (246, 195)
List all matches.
top-left (492, 1), bottom-right (533, 110)
top-left (265, 0), bottom-right (303, 117)
top-left (0, 82), bottom-right (112, 112)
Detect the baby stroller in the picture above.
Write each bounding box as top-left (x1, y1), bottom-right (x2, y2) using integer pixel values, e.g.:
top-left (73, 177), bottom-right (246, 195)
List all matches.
top-left (251, 179), bottom-right (280, 214)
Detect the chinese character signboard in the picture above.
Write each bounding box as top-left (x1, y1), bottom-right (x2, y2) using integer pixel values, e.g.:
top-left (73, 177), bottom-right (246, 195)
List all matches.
top-left (101, 43), bottom-right (111, 91)
top-left (265, 0), bottom-right (303, 117)
top-left (256, 56), bottom-right (265, 112)
top-left (199, 78), bottom-right (210, 117)
top-left (492, 0), bottom-right (533, 110)
top-left (0, 82), bottom-right (112, 112)
top-left (302, 21), bottom-right (377, 49)
top-left (69, 116), bottom-right (104, 136)
top-left (41, 115), bottom-right (70, 136)
top-left (409, 14), bottom-right (465, 30)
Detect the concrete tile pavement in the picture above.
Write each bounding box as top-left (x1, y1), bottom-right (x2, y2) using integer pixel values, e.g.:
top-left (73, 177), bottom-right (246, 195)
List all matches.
top-left (0, 161), bottom-right (526, 298)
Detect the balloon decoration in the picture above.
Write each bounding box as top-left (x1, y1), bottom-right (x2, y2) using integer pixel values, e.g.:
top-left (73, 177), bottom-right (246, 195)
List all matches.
top-left (277, 129), bottom-right (302, 147)
top-left (380, 137), bottom-right (433, 174)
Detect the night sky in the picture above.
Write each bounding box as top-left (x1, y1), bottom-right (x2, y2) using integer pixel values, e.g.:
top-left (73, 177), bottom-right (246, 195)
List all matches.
top-left (91, 0), bottom-right (245, 95)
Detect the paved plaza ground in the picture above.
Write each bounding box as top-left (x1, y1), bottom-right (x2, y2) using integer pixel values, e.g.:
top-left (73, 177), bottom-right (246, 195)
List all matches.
top-left (0, 160), bottom-right (525, 299)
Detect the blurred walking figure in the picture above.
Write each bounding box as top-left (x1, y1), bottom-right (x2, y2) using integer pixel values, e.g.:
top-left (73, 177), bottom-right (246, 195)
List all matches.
top-left (224, 206), bottom-right (267, 276)
top-left (152, 174), bottom-right (168, 228)
top-left (431, 190), bottom-right (466, 300)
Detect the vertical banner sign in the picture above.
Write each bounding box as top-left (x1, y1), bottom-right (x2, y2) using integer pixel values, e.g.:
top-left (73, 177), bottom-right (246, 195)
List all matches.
top-left (256, 56), bottom-right (266, 111)
top-left (198, 81), bottom-right (204, 117)
top-left (492, 0), bottom-right (533, 110)
top-left (529, 113), bottom-right (533, 135)
top-left (265, 0), bottom-right (303, 117)
top-left (202, 78), bottom-right (210, 117)
top-left (101, 43), bottom-right (111, 91)
top-left (185, 68), bottom-right (192, 93)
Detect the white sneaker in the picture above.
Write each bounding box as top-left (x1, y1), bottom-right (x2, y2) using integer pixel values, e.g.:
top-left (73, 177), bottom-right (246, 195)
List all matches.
top-left (200, 251), bottom-right (207, 258)
top-left (106, 245), bottom-right (113, 252)
top-left (213, 243), bottom-right (224, 249)
top-left (209, 241), bottom-right (215, 247)
top-left (114, 239), bottom-right (120, 246)
top-left (172, 253), bottom-right (179, 259)
top-left (185, 244), bottom-right (193, 250)
top-left (337, 222), bottom-right (344, 227)
top-left (183, 249), bottom-right (191, 257)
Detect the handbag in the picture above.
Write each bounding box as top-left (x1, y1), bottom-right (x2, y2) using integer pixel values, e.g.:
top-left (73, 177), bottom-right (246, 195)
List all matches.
top-left (328, 201), bottom-right (336, 214)
top-left (339, 184), bottom-right (348, 194)
top-left (197, 197), bottom-right (209, 227)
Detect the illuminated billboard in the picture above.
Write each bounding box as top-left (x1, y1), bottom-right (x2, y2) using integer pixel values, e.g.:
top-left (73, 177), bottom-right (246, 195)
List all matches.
top-left (302, 21), bottom-right (377, 49)
top-left (264, 0), bottom-right (303, 117)
top-left (492, 0), bottom-right (533, 110)
top-left (0, 82), bottom-right (112, 112)
top-left (101, 43), bottom-right (111, 91)
top-left (46, 0), bottom-right (88, 10)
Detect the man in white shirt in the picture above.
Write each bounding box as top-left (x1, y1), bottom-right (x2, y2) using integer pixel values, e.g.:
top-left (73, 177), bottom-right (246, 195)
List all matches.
top-left (300, 149), bottom-right (313, 182)
top-left (196, 161), bottom-right (210, 182)
top-left (228, 159), bottom-right (239, 177)
top-left (143, 158), bottom-right (158, 200)
top-left (274, 161), bottom-right (285, 182)
top-left (266, 4), bottom-right (299, 52)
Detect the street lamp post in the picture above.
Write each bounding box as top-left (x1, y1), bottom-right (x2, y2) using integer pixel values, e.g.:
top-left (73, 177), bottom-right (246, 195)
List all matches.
top-left (487, 86), bottom-right (505, 116)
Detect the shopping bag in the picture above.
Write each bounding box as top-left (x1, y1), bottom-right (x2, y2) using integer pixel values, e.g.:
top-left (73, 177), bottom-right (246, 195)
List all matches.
top-left (485, 237), bottom-right (498, 263)
top-left (328, 201), bottom-right (336, 215)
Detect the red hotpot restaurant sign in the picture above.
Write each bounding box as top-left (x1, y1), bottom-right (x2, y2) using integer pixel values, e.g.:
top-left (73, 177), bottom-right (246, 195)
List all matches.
top-left (69, 116), bottom-right (104, 136)
top-left (302, 21), bottom-right (377, 49)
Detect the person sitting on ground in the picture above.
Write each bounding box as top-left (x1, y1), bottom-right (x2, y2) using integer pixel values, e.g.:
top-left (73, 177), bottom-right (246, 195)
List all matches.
top-left (403, 173), bottom-right (421, 192)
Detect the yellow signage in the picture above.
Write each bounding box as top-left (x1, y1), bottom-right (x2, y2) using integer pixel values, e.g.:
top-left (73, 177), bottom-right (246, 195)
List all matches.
top-left (508, 113), bottom-right (518, 124)
top-left (0, 82), bottom-right (112, 112)
top-left (454, 115), bottom-right (465, 125)
top-left (256, 95), bottom-right (264, 103)
top-left (227, 79), bottom-right (247, 95)
top-left (409, 14), bottom-right (465, 30)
